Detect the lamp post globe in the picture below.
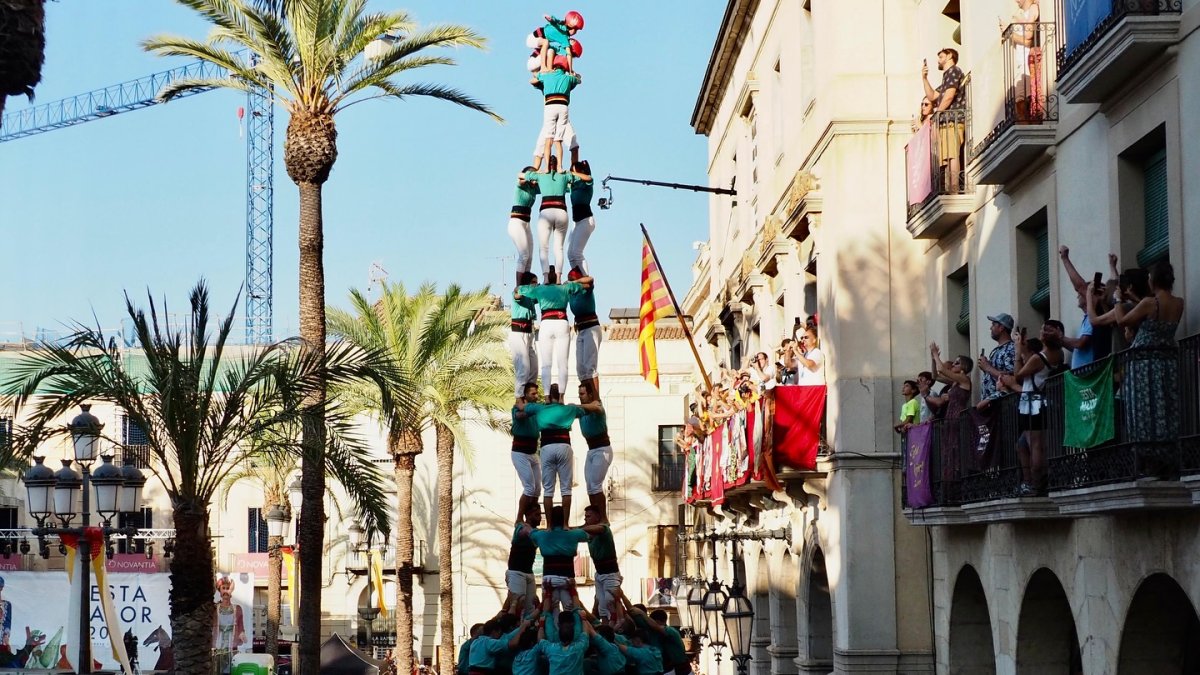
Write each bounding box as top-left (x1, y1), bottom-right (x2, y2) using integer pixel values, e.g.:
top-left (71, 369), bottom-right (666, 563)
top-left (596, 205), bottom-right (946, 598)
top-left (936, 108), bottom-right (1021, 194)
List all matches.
top-left (52, 459), bottom-right (82, 523)
top-left (722, 591), bottom-right (754, 673)
top-left (288, 477), bottom-right (303, 517)
top-left (701, 582), bottom-right (728, 648)
top-left (88, 455), bottom-right (125, 524)
top-left (266, 505), bottom-right (289, 539)
top-left (349, 522), bottom-right (367, 550)
top-left (119, 457), bottom-right (146, 515)
top-left (686, 583), bottom-right (706, 638)
top-left (23, 457), bottom-right (56, 525)
top-left (67, 404), bottom-right (104, 463)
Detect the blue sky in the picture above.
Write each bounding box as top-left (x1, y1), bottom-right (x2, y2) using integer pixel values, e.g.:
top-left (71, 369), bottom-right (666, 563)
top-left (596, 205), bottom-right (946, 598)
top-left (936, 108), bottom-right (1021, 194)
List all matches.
top-left (0, 1), bottom-right (720, 342)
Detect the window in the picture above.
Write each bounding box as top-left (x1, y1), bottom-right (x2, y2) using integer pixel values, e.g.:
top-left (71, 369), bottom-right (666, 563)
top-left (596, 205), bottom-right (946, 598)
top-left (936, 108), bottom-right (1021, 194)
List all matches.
top-left (1017, 209), bottom-right (1050, 324)
top-left (947, 266), bottom-right (970, 362)
top-left (121, 415), bottom-right (152, 468)
top-left (799, 7), bottom-right (815, 109)
top-left (0, 417), bottom-right (10, 453)
top-left (773, 59), bottom-right (785, 159)
top-left (749, 107), bottom-right (759, 187)
top-left (248, 508), bottom-right (269, 553)
top-left (0, 507), bottom-right (16, 555)
top-left (1029, 226), bottom-right (1050, 317)
top-left (1137, 148), bottom-right (1168, 268)
top-left (654, 425), bottom-right (686, 492)
top-left (117, 508), bottom-right (153, 554)
top-left (648, 525), bottom-right (679, 579)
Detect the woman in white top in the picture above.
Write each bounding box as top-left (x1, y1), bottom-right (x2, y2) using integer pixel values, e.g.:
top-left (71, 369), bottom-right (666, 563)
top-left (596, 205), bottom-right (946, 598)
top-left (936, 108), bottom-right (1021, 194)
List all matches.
top-left (1004, 324), bottom-right (1063, 497)
top-left (795, 326), bottom-right (826, 385)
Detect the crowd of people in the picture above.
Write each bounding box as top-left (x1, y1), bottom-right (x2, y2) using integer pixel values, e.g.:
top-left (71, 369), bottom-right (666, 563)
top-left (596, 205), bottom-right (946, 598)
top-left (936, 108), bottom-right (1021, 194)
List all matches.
top-left (897, 250), bottom-right (1185, 497)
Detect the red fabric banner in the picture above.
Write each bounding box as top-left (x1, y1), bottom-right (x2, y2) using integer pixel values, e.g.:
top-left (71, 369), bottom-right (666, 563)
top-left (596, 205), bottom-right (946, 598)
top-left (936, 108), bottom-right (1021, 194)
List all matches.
top-left (772, 385), bottom-right (826, 471)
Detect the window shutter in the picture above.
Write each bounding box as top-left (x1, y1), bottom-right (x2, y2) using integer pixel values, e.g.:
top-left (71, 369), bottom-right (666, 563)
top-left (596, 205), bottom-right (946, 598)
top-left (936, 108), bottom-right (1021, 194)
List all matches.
top-left (1029, 227), bottom-right (1051, 315)
top-left (955, 278), bottom-right (971, 336)
top-left (1137, 149), bottom-right (1169, 268)
top-left (248, 508), bottom-right (268, 553)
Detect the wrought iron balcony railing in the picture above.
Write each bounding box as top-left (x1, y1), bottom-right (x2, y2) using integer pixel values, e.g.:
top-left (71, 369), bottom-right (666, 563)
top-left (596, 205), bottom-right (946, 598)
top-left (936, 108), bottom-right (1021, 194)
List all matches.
top-left (653, 460), bottom-right (687, 492)
top-left (1056, 0), bottom-right (1183, 77)
top-left (906, 83), bottom-right (974, 222)
top-left (974, 22), bottom-right (1059, 158)
top-left (904, 332), bottom-right (1200, 512)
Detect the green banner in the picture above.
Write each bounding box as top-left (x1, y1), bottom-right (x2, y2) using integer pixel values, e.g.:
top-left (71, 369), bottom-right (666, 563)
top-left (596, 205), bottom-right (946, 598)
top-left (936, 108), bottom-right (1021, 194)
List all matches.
top-left (1063, 358), bottom-right (1115, 448)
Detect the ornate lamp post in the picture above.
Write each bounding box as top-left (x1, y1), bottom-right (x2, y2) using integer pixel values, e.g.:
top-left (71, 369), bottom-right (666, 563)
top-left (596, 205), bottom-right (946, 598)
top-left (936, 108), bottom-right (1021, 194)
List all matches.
top-left (23, 405), bottom-right (144, 674)
top-left (350, 523), bottom-right (381, 653)
top-left (265, 504), bottom-right (290, 662)
top-left (287, 477), bottom-right (303, 668)
top-left (722, 541), bottom-right (754, 675)
top-left (700, 534), bottom-right (728, 665)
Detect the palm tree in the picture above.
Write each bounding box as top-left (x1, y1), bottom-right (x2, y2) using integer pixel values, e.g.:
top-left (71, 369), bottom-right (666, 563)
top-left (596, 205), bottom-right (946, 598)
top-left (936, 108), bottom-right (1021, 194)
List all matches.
top-left (143, 3), bottom-right (499, 670)
top-left (3, 282), bottom-right (390, 673)
top-left (329, 283), bottom-right (511, 675)
top-left (0, 0), bottom-right (46, 118)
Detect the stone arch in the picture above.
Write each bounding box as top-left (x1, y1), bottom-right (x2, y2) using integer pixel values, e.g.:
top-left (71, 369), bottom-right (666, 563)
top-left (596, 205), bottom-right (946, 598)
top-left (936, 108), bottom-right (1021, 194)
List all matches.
top-left (948, 565), bottom-right (996, 675)
top-left (1117, 572), bottom-right (1200, 673)
top-left (767, 549), bottom-right (800, 675)
top-left (796, 544), bottom-right (832, 674)
top-left (750, 549), bottom-right (772, 675)
top-left (1015, 568), bottom-right (1081, 674)
top-left (355, 578), bottom-right (397, 652)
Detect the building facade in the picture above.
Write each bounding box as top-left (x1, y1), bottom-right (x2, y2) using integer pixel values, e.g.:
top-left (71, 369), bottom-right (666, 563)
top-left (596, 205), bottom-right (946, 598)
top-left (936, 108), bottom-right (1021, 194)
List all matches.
top-left (902, 0), bottom-right (1200, 673)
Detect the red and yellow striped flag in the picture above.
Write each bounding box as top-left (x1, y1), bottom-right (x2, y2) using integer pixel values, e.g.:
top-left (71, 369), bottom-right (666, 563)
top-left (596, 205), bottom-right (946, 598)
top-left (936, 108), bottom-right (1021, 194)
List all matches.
top-left (639, 235), bottom-right (675, 387)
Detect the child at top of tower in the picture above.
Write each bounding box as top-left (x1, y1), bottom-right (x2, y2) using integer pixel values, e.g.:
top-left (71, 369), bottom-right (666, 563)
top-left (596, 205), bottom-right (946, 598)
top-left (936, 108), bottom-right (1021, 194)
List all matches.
top-left (530, 60), bottom-right (581, 172)
top-left (534, 11), bottom-right (584, 74)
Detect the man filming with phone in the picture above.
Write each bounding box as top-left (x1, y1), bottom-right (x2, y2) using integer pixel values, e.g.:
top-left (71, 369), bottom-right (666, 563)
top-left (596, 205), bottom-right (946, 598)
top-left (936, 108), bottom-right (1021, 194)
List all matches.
top-left (976, 312), bottom-right (1017, 411)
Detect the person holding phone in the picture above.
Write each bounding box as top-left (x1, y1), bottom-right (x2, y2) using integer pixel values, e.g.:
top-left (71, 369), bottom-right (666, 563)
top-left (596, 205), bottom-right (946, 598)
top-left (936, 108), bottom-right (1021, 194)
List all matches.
top-left (1057, 245), bottom-right (1112, 368)
top-left (976, 312), bottom-right (1017, 409)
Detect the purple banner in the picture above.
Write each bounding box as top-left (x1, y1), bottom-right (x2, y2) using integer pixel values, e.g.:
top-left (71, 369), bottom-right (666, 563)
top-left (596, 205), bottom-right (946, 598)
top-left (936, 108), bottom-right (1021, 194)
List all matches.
top-left (906, 121), bottom-right (933, 206)
top-left (905, 422), bottom-right (935, 508)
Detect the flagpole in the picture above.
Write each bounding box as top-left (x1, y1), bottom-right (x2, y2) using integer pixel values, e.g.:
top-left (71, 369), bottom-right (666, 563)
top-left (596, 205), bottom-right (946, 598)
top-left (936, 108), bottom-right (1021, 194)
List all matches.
top-left (641, 223), bottom-right (713, 392)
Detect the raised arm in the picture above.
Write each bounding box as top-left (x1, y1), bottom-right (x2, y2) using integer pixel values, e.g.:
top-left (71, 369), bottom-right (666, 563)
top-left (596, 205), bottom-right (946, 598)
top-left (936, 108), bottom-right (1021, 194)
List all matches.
top-left (1057, 246), bottom-right (1088, 295)
top-left (1087, 287), bottom-right (1122, 327)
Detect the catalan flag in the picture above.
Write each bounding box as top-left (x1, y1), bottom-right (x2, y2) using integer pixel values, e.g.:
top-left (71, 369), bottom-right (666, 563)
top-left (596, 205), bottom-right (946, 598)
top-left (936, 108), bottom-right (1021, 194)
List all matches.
top-left (639, 234), bottom-right (675, 387)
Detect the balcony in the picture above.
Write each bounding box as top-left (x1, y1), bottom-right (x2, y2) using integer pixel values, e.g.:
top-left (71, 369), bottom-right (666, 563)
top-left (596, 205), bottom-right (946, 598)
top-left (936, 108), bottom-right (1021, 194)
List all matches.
top-left (971, 22), bottom-right (1059, 186)
top-left (903, 332), bottom-right (1200, 524)
top-left (1055, 0), bottom-right (1182, 104)
top-left (345, 545), bottom-right (398, 573)
top-left (653, 460), bottom-right (687, 492)
top-left (906, 103), bottom-right (974, 240)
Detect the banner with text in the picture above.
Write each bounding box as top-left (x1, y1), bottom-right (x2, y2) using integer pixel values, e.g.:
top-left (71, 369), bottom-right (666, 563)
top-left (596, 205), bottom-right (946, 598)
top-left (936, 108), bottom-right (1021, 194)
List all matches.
top-left (0, 572), bottom-right (171, 671)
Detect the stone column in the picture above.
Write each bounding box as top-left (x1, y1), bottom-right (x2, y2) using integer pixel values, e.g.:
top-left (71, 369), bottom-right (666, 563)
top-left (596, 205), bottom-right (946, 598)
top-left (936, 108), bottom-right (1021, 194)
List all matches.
top-left (751, 280), bottom-right (779, 349)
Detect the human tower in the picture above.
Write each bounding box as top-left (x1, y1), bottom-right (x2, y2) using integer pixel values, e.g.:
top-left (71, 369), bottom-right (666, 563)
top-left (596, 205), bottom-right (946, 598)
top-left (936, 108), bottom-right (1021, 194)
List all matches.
top-left (467, 12), bottom-right (692, 675)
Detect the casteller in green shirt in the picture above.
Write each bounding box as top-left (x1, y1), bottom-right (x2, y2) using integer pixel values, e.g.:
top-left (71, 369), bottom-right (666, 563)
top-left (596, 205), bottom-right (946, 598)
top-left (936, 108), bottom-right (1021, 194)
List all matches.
top-left (522, 401), bottom-right (586, 432)
top-left (517, 282), bottom-right (586, 313)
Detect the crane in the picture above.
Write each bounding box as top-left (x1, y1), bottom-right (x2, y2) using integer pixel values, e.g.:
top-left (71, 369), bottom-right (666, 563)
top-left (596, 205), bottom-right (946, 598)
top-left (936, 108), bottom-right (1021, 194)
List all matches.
top-left (0, 57), bottom-right (276, 345)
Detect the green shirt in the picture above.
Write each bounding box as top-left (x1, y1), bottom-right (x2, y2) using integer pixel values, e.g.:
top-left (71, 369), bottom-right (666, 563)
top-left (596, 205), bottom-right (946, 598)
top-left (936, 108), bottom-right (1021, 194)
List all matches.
top-left (631, 617), bottom-right (685, 667)
top-left (523, 401), bottom-right (586, 431)
top-left (623, 644), bottom-right (663, 675)
top-left (537, 612), bottom-right (590, 675)
top-left (567, 286), bottom-right (596, 319)
top-left (457, 639), bottom-right (473, 675)
top-left (512, 647), bottom-right (541, 675)
top-left (514, 180), bottom-right (539, 208)
top-left (586, 635), bottom-right (626, 675)
top-left (579, 407), bottom-right (607, 438)
top-left (518, 282), bottom-right (585, 312)
top-left (543, 17), bottom-right (571, 50)
top-left (586, 524), bottom-right (616, 562)
top-left (512, 292), bottom-right (537, 322)
top-left (570, 177), bottom-right (593, 209)
top-left (468, 629), bottom-right (520, 669)
top-left (900, 397), bottom-right (920, 424)
top-left (529, 526), bottom-right (588, 556)
top-left (512, 406), bottom-right (540, 439)
top-left (525, 171), bottom-right (574, 198)
top-left (537, 70), bottom-right (581, 99)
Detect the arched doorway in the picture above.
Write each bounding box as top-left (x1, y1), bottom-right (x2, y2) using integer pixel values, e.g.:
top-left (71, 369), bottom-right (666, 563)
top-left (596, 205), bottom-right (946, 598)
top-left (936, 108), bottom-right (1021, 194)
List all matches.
top-left (1015, 568), bottom-right (1081, 674)
top-left (768, 551), bottom-right (799, 675)
top-left (799, 546), bottom-right (832, 674)
top-left (1117, 573), bottom-right (1200, 673)
top-left (948, 565), bottom-right (995, 675)
top-left (356, 580), bottom-right (397, 658)
top-left (751, 551), bottom-right (772, 675)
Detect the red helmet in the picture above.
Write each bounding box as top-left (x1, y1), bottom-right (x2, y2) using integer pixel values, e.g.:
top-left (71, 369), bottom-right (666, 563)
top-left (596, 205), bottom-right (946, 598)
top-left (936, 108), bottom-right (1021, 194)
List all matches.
top-left (552, 55), bottom-right (570, 71)
top-left (569, 38), bottom-right (583, 58)
top-left (564, 11), bottom-right (584, 30)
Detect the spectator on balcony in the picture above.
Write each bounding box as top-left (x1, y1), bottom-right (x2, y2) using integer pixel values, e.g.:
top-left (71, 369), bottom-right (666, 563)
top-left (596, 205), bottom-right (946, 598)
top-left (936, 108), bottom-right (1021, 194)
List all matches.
top-left (747, 352), bottom-right (778, 393)
top-left (1058, 246), bottom-right (1113, 369)
top-left (777, 339), bottom-right (799, 384)
top-left (1089, 258), bottom-right (1152, 345)
top-left (795, 326), bottom-right (826, 385)
top-left (930, 343), bottom-right (973, 420)
top-left (1005, 324), bottom-right (1064, 496)
top-left (1117, 260), bottom-right (1183, 461)
top-left (922, 48), bottom-right (966, 192)
top-left (1000, 0), bottom-right (1043, 123)
top-left (895, 380), bottom-right (921, 434)
top-left (976, 313), bottom-right (1017, 409)
top-left (917, 371), bottom-right (938, 422)
top-left (912, 98), bottom-right (935, 132)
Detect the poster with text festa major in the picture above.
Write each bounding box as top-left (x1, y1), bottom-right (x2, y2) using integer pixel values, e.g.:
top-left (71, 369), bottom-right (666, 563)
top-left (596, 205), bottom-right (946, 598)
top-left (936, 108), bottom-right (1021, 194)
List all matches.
top-left (0, 572), bottom-right (171, 671)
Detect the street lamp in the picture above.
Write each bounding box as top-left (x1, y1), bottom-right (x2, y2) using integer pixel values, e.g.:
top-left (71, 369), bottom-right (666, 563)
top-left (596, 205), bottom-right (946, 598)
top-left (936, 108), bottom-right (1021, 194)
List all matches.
top-left (686, 582), bottom-right (706, 639)
top-left (266, 505), bottom-right (289, 540)
top-left (351, 524), bottom-right (381, 652)
top-left (722, 546), bottom-right (754, 675)
top-left (22, 405), bottom-right (145, 675)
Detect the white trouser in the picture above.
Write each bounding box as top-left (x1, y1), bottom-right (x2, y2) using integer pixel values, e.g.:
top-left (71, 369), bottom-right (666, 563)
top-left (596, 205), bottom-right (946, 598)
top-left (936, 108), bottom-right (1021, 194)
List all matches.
top-left (538, 318), bottom-right (571, 392)
top-left (574, 324), bottom-right (602, 381)
top-left (584, 444), bottom-right (612, 495)
top-left (567, 215), bottom-right (596, 272)
top-left (507, 216), bottom-right (533, 274)
top-left (541, 442), bottom-right (574, 497)
top-left (538, 103), bottom-right (571, 149)
top-left (535, 121), bottom-right (579, 156)
top-left (511, 451), bottom-right (542, 498)
top-left (537, 208), bottom-right (570, 275)
top-left (508, 330), bottom-right (538, 396)
top-left (505, 570), bottom-right (537, 612)
top-left (543, 574), bottom-right (576, 614)
top-left (594, 571), bottom-right (623, 621)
